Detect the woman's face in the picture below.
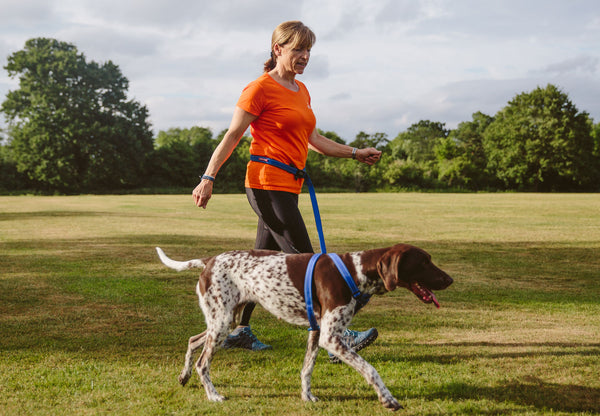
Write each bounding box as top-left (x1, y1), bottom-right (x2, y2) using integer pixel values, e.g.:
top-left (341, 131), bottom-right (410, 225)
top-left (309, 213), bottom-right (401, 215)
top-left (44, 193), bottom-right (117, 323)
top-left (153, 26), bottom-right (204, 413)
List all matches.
top-left (275, 43), bottom-right (311, 75)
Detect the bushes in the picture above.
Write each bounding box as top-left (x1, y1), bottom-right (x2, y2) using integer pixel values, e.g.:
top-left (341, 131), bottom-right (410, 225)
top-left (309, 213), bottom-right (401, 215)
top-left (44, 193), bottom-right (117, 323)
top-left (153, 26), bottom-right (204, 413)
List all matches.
top-left (2, 83), bottom-right (599, 194)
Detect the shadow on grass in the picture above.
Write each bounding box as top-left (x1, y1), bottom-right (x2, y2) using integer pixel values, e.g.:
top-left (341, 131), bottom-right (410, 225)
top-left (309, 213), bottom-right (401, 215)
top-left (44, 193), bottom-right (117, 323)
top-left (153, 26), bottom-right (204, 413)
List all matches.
top-left (374, 342), bottom-right (600, 364)
top-left (0, 210), bottom-right (167, 222)
top-left (422, 377), bottom-right (600, 413)
top-left (295, 375), bottom-right (600, 414)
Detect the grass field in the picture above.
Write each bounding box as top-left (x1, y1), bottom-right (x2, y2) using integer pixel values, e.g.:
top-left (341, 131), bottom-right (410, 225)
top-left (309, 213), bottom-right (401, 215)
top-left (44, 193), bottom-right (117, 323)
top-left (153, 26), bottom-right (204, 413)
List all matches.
top-left (1, 193), bottom-right (599, 415)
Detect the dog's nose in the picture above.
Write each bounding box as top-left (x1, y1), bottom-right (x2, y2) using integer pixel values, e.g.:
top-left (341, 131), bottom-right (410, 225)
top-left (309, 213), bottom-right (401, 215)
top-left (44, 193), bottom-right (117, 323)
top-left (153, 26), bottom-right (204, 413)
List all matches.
top-left (444, 275), bottom-right (453, 288)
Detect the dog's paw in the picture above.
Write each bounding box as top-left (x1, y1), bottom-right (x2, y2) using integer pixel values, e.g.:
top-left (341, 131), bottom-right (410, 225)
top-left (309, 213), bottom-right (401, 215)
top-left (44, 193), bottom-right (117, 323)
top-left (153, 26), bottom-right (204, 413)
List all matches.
top-left (382, 397), bottom-right (403, 411)
top-left (302, 392), bottom-right (319, 403)
top-left (178, 372), bottom-right (191, 386)
top-left (207, 393), bottom-right (226, 402)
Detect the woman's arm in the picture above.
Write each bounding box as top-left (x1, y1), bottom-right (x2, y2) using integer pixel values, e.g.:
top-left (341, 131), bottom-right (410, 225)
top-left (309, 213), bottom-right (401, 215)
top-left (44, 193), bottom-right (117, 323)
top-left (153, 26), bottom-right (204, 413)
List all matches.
top-left (193, 107), bottom-right (257, 208)
top-left (308, 128), bottom-right (382, 165)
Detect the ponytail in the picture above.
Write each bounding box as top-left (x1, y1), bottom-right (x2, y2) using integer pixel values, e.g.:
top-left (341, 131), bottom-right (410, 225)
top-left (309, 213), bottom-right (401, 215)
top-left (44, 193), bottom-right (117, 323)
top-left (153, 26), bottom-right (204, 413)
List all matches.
top-left (263, 51), bottom-right (276, 73)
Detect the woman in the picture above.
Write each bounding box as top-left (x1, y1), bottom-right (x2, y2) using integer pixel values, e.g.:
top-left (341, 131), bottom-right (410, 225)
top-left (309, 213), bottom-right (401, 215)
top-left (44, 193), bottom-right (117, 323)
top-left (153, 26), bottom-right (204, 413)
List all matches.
top-left (193, 21), bottom-right (382, 357)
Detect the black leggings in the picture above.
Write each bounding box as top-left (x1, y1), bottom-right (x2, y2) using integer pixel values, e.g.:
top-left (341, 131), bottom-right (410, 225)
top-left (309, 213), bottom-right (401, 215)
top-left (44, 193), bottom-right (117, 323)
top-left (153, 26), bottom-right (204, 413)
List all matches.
top-left (240, 188), bottom-right (314, 326)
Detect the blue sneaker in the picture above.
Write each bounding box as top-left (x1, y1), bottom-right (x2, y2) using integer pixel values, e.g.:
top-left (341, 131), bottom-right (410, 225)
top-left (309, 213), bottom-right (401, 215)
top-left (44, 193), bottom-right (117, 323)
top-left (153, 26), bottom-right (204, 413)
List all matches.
top-left (329, 328), bottom-right (378, 363)
top-left (222, 326), bottom-right (272, 351)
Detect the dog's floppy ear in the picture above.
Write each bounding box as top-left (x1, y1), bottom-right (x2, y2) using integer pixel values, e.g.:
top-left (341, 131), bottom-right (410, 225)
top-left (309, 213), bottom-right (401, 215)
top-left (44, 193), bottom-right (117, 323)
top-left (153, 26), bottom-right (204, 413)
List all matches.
top-left (376, 246), bottom-right (405, 291)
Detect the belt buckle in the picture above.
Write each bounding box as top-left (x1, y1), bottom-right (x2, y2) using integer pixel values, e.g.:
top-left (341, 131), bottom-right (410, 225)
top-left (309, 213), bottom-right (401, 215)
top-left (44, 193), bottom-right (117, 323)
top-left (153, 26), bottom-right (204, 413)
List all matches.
top-left (294, 169), bottom-right (306, 180)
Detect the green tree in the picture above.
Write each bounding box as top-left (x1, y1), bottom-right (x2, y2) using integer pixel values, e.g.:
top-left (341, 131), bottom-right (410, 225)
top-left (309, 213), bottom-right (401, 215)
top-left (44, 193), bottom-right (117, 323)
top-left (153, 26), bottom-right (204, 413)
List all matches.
top-left (382, 158), bottom-right (431, 189)
top-left (155, 127), bottom-right (205, 147)
top-left (483, 84), bottom-right (598, 191)
top-left (0, 137), bottom-right (30, 191)
top-left (389, 120), bottom-right (449, 163)
top-left (1, 38), bottom-right (153, 193)
top-left (385, 121), bottom-right (448, 189)
top-left (306, 130), bottom-right (389, 192)
top-left (149, 127), bottom-right (215, 187)
top-left (592, 122), bottom-right (600, 159)
top-left (346, 131), bottom-right (389, 191)
top-left (436, 112), bottom-right (495, 189)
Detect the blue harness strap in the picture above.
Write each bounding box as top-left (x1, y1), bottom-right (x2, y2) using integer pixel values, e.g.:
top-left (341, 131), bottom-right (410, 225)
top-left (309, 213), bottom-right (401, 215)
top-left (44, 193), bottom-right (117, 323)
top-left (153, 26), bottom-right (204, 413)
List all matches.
top-left (304, 253), bottom-right (322, 331)
top-left (303, 253), bottom-right (372, 331)
top-left (328, 253), bottom-right (372, 308)
top-left (251, 154), bottom-right (370, 331)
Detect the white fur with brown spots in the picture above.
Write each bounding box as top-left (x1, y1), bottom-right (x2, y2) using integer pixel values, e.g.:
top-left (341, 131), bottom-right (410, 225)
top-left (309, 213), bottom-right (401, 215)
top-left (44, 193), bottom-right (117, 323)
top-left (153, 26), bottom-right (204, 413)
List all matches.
top-left (156, 244), bottom-right (453, 410)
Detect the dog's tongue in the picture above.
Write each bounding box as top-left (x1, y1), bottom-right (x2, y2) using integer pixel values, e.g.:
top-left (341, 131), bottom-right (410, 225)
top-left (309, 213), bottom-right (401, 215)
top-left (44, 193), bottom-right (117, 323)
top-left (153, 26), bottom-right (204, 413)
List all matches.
top-left (429, 291), bottom-right (440, 308)
top-left (411, 282), bottom-right (440, 308)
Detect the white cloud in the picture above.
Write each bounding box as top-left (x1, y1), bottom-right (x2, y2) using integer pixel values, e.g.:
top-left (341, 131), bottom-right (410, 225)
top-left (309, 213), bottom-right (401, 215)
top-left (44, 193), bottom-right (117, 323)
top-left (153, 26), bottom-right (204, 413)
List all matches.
top-left (1, 0), bottom-right (599, 140)
top-left (537, 55), bottom-right (599, 76)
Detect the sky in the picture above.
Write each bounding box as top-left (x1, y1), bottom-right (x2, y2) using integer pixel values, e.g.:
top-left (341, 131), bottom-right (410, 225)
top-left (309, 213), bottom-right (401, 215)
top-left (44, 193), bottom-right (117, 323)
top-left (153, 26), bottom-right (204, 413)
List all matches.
top-left (1, 0), bottom-right (599, 142)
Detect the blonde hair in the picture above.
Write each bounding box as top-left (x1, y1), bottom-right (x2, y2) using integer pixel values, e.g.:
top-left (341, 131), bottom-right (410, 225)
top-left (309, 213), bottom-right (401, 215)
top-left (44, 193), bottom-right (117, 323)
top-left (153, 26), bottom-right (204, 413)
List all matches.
top-left (263, 21), bottom-right (316, 72)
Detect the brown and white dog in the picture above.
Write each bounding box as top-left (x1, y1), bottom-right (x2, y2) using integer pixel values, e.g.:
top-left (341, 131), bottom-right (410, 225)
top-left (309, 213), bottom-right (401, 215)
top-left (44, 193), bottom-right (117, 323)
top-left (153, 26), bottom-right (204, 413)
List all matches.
top-left (156, 244), bottom-right (453, 410)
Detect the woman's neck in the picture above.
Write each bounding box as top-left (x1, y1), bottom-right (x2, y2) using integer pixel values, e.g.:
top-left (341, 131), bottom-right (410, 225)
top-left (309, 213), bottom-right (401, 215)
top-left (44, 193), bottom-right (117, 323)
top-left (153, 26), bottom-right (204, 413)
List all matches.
top-left (268, 68), bottom-right (298, 91)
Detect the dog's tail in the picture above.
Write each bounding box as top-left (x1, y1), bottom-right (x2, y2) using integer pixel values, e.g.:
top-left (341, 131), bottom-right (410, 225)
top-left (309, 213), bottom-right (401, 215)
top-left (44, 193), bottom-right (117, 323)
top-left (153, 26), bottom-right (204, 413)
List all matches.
top-left (155, 247), bottom-right (206, 271)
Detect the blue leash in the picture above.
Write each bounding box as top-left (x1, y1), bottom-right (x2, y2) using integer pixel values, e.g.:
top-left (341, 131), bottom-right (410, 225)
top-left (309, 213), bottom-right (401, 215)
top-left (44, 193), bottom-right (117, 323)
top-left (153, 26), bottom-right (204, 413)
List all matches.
top-left (250, 155), bottom-right (327, 253)
top-left (250, 155), bottom-right (371, 331)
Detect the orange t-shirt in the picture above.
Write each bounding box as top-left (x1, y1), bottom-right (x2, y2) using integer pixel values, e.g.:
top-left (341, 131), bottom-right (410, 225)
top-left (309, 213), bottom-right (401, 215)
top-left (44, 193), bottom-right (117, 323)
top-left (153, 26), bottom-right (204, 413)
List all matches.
top-left (237, 73), bottom-right (316, 194)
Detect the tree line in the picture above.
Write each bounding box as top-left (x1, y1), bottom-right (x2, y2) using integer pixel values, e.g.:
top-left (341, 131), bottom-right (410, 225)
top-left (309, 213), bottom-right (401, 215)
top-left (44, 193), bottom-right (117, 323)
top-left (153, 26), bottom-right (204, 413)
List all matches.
top-left (1, 38), bottom-right (599, 194)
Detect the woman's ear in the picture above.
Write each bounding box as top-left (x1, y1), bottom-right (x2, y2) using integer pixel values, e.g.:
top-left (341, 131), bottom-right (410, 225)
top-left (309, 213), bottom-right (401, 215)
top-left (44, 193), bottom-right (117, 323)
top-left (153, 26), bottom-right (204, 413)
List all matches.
top-left (272, 43), bottom-right (283, 57)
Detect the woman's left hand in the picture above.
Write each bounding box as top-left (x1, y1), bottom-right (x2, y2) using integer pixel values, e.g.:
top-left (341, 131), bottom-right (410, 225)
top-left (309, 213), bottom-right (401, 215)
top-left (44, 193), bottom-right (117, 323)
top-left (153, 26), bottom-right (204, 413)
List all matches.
top-left (356, 147), bottom-right (382, 165)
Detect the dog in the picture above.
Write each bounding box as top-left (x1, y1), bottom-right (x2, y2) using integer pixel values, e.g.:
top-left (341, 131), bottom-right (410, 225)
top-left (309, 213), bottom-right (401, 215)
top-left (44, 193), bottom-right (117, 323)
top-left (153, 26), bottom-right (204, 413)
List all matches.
top-left (156, 244), bottom-right (453, 410)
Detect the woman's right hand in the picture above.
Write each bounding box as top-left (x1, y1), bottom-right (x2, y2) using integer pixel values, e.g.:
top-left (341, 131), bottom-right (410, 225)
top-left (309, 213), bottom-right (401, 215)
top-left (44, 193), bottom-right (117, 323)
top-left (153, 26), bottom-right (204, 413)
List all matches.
top-left (192, 180), bottom-right (213, 209)
top-left (192, 107), bottom-right (256, 210)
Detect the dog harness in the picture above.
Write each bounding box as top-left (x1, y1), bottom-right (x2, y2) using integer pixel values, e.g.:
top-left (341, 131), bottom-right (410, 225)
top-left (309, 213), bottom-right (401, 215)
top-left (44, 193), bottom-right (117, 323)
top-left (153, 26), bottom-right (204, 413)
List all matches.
top-left (250, 154), bottom-right (371, 331)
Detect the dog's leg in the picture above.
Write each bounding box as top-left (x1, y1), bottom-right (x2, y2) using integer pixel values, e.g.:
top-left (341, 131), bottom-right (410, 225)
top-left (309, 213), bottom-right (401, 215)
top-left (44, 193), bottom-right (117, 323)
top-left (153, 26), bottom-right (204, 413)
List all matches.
top-left (194, 304), bottom-right (235, 402)
top-left (179, 331), bottom-right (207, 386)
top-left (301, 329), bottom-right (320, 402)
top-left (194, 325), bottom-right (231, 402)
top-left (195, 330), bottom-right (228, 402)
top-left (320, 313), bottom-right (403, 411)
